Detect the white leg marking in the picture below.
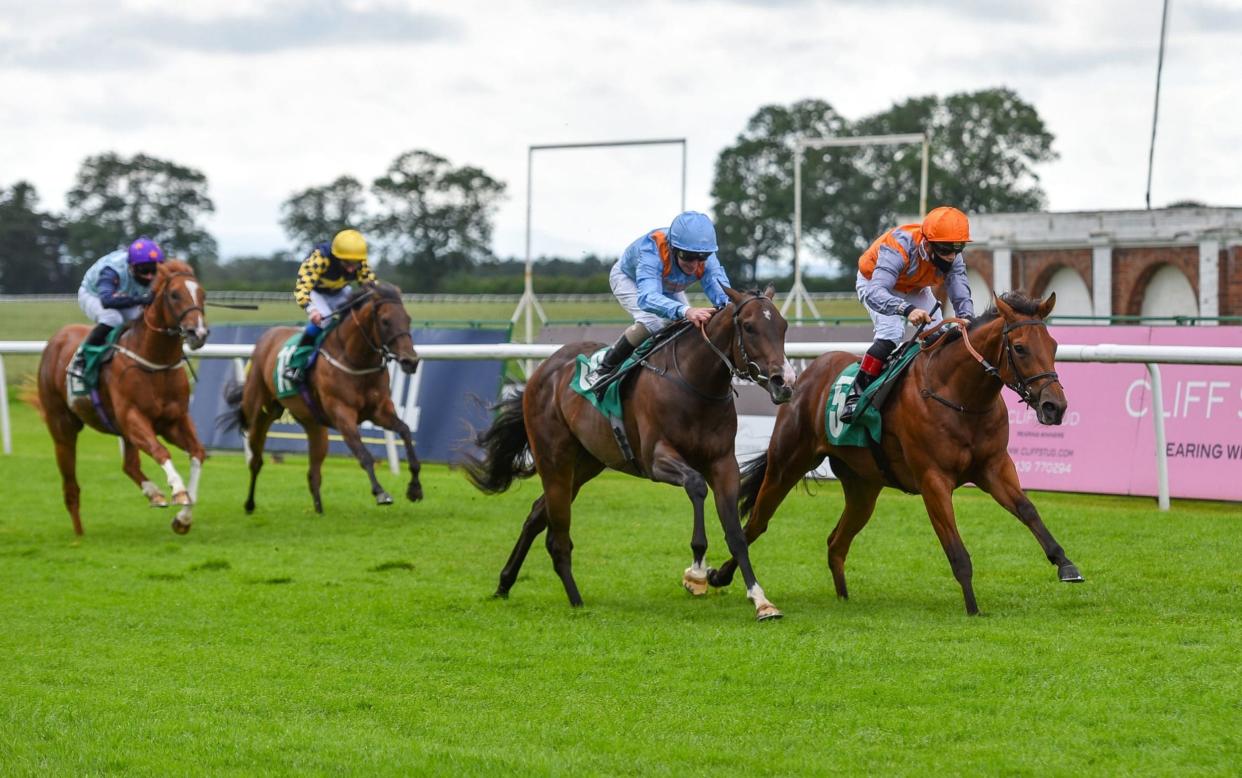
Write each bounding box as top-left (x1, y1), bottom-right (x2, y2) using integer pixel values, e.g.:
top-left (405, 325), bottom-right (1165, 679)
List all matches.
top-left (187, 457), bottom-right (203, 504)
top-left (141, 480), bottom-right (162, 498)
top-left (161, 459), bottom-right (187, 495)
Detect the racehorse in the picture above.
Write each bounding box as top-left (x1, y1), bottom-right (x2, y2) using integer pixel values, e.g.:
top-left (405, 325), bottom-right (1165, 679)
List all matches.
top-left (710, 291), bottom-right (1083, 615)
top-left (464, 286), bottom-right (797, 621)
top-left (221, 280), bottom-right (422, 513)
top-left (36, 260), bottom-right (210, 535)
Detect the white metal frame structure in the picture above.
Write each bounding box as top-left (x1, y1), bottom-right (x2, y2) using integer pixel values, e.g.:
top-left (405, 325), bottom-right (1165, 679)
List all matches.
top-left (513, 138), bottom-right (688, 349)
top-left (788, 132), bottom-right (930, 320)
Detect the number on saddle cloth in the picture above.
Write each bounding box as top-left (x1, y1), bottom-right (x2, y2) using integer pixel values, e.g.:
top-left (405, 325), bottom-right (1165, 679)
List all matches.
top-left (274, 325), bottom-right (335, 398)
top-left (825, 340), bottom-right (924, 446)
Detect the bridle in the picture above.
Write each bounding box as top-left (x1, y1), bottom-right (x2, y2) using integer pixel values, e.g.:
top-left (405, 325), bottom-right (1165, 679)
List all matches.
top-left (319, 292), bottom-right (415, 375)
top-left (696, 293), bottom-right (782, 387)
top-left (920, 315), bottom-right (1061, 412)
top-left (144, 271), bottom-right (205, 339)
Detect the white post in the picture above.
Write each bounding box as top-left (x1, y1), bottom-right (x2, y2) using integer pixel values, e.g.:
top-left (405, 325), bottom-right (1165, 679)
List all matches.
top-left (1090, 233), bottom-right (1113, 322)
top-left (786, 132), bottom-right (928, 321)
top-left (1147, 363), bottom-right (1170, 510)
top-left (0, 355), bottom-right (10, 455)
top-left (1198, 237), bottom-right (1221, 323)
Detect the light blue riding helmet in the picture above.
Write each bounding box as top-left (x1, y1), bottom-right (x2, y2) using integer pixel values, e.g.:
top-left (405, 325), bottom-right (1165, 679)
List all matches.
top-left (668, 211), bottom-right (718, 253)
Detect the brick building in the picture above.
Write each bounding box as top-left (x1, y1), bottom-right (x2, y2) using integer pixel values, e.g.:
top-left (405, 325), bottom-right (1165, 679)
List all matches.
top-left (947, 207), bottom-right (1242, 322)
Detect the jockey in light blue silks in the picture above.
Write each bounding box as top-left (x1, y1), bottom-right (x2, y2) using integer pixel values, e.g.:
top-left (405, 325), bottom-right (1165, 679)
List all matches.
top-left (582, 211), bottom-right (733, 389)
top-left (71, 236), bottom-right (165, 377)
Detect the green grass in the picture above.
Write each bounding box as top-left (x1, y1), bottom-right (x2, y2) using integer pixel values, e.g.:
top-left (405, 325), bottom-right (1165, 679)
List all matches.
top-left (0, 400), bottom-right (1238, 774)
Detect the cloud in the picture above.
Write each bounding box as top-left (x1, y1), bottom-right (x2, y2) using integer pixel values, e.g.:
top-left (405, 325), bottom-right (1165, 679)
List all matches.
top-left (1, 1), bottom-right (461, 70)
top-left (1182, 1), bottom-right (1242, 33)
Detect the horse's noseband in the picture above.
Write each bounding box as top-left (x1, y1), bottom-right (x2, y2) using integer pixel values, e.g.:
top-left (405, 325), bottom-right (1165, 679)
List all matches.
top-left (1001, 319), bottom-right (1061, 408)
top-left (700, 294), bottom-right (780, 386)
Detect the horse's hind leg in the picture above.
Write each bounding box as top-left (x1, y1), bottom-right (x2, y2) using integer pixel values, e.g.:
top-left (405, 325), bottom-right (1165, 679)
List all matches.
top-left (305, 423), bottom-right (329, 514)
top-left (919, 471), bottom-right (978, 615)
top-left (826, 472), bottom-right (884, 601)
top-left (333, 416), bottom-right (392, 506)
top-left (244, 405), bottom-right (280, 514)
top-left (50, 421), bottom-right (85, 536)
top-left (541, 463), bottom-right (584, 606)
top-left (975, 455), bottom-right (1083, 583)
top-left (123, 440), bottom-right (169, 508)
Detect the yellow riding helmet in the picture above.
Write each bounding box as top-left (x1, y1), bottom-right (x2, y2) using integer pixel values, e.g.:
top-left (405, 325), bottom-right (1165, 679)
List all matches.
top-left (330, 229), bottom-right (368, 261)
top-left (921, 206), bottom-right (971, 243)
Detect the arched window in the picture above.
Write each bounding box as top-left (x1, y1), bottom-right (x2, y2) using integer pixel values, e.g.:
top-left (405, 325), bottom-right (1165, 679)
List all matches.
top-left (1140, 265), bottom-right (1197, 321)
top-left (1042, 266), bottom-right (1093, 322)
top-left (945, 269), bottom-right (991, 317)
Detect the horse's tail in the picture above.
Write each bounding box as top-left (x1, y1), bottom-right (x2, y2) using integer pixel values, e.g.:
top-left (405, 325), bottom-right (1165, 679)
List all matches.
top-left (462, 390), bottom-right (534, 494)
top-left (216, 380), bottom-right (246, 435)
top-left (737, 452), bottom-right (769, 520)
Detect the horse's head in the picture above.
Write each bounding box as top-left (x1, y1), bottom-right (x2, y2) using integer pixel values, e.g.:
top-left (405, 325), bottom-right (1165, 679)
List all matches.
top-left (722, 285), bottom-right (795, 404)
top-left (360, 281), bottom-right (420, 374)
top-left (994, 291), bottom-right (1065, 425)
top-left (148, 260), bottom-right (209, 350)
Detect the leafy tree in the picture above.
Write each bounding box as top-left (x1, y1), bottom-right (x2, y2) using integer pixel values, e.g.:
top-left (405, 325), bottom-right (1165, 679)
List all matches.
top-left (711, 88), bottom-right (1058, 278)
top-left (0, 181), bottom-right (70, 292)
top-left (369, 150), bottom-right (507, 292)
top-left (64, 152), bottom-right (217, 271)
top-left (279, 175), bottom-right (367, 248)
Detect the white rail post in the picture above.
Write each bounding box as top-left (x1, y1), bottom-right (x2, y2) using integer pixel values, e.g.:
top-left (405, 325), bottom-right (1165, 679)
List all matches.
top-left (0, 355), bottom-right (10, 455)
top-left (1147, 363), bottom-right (1170, 511)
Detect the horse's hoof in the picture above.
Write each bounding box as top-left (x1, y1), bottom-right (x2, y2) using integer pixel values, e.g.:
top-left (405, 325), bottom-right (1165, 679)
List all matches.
top-left (148, 493), bottom-right (169, 508)
top-left (244, 501), bottom-right (255, 515)
top-left (376, 491), bottom-right (393, 506)
top-left (170, 517), bottom-right (191, 535)
top-left (406, 484), bottom-right (424, 502)
top-left (682, 570), bottom-right (709, 596)
top-left (706, 567), bottom-right (731, 589)
top-left (1059, 564), bottom-right (1084, 583)
top-left (493, 590), bottom-right (509, 600)
top-left (755, 604), bottom-right (783, 621)
top-left (172, 491), bottom-right (191, 507)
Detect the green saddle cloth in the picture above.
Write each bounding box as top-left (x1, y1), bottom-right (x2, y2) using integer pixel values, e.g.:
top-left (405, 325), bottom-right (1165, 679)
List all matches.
top-left (274, 326), bottom-right (333, 399)
top-left (825, 340), bottom-right (924, 447)
top-left (68, 327), bottom-right (126, 397)
top-left (570, 339), bottom-right (658, 420)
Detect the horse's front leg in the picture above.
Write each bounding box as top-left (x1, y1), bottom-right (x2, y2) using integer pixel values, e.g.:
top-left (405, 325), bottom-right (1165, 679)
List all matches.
top-left (648, 441), bottom-right (712, 597)
top-left (163, 414), bottom-right (208, 535)
top-left (119, 407), bottom-right (192, 533)
top-left (975, 454), bottom-right (1083, 584)
top-left (708, 456), bottom-right (781, 621)
top-left (331, 414), bottom-right (392, 505)
top-left (370, 400), bottom-right (423, 502)
top-left (920, 470), bottom-right (978, 615)
top-left (123, 439), bottom-right (168, 508)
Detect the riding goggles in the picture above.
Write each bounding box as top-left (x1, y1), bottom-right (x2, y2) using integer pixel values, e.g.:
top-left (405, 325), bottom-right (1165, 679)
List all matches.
top-left (676, 249), bottom-right (711, 264)
top-left (929, 241), bottom-right (967, 256)
top-left (132, 262), bottom-right (159, 279)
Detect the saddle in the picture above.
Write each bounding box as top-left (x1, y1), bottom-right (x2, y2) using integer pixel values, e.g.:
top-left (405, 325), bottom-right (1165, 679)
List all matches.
top-left (825, 339), bottom-right (925, 448)
top-left (68, 326), bottom-right (127, 397)
top-left (274, 323), bottom-right (337, 399)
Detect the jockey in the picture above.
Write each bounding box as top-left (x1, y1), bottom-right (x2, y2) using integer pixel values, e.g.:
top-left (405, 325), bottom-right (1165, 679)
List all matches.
top-left (70, 236), bottom-right (165, 377)
top-left (841, 205), bottom-right (976, 423)
top-left (582, 210), bottom-right (732, 390)
top-left (283, 228), bottom-right (376, 384)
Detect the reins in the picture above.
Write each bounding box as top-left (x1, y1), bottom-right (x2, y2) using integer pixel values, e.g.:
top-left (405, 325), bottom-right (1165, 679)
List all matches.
top-left (649, 293), bottom-right (780, 401)
top-left (319, 290), bottom-right (412, 376)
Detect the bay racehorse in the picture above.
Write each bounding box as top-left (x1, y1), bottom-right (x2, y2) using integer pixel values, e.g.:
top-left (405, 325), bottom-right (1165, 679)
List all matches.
top-left (222, 280), bottom-right (422, 513)
top-left (464, 286), bottom-right (797, 621)
top-left (36, 260), bottom-right (210, 535)
top-left (710, 291), bottom-right (1083, 614)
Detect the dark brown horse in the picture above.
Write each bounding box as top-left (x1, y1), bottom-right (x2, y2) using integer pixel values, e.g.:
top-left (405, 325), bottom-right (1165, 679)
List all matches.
top-left (222, 280), bottom-right (422, 513)
top-left (36, 260), bottom-right (211, 535)
top-left (464, 286), bottom-right (797, 620)
top-left (711, 291), bottom-right (1083, 615)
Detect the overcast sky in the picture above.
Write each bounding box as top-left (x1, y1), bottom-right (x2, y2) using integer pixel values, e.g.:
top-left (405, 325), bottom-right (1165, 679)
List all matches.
top-left (3, 0), bottom-right (1240, 269)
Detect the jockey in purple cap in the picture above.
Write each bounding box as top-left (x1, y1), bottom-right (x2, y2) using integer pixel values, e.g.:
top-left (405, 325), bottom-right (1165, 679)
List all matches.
top-left (70, 236), bottom-right (165, 377)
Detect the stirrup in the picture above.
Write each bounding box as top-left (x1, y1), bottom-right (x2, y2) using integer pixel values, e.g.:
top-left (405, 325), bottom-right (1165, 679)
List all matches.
top-left (582, 367), bottom-right (610, 391)
top-left (283, 366), bottom-right (305, 385)
top-left (839, 391), bottom-right (861, 423)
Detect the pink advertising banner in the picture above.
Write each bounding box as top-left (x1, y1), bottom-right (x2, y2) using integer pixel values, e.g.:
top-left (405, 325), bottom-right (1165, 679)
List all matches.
top-left (1006, 326), bottom-right (1242, 501)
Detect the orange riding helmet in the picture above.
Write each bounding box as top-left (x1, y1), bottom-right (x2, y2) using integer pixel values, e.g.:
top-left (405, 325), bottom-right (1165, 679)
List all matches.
top-left (921, 206), bottom-right (971, 243)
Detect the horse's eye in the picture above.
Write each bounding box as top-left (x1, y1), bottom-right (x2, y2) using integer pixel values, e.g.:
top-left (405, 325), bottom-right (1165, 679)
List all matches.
top-left (171, 291), bottom-right (180, 300)
top-left (1014, 344), bottom-right (1028, 355)
top-left (743, 322), bottom-right (755, 334)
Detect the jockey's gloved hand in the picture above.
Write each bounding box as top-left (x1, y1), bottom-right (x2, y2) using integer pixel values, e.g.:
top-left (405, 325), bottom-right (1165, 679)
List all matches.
top-left (140, 292), bottom-right (155, 306)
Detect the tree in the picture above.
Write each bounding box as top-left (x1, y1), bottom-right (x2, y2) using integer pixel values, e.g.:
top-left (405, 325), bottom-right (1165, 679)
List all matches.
top-left (64, 152), bottom-right (217, 272)
top-left (711, 88), bottom-right (1058, 278)
top-left (369, 150), bottom-right (507, 292)
top-left (0, 181), bottom-right (69, 292)
top-left (279, 175), bottom-right (368, 248)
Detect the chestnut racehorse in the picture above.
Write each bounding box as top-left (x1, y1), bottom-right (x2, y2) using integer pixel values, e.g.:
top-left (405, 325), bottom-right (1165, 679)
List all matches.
top-left (711, 291), bottom-right (1083, 614)
top-left (222, 280), bottom-right (422, 513)
top-left (37, 260), bottom-right (211, 535)
top-left (464, 286), bottom-right (797, 621)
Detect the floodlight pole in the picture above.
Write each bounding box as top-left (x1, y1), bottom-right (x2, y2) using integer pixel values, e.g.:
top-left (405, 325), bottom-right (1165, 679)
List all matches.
top-left (514, 138), bottom-right (687, 374)
top-left (788, 132), bottom-right (929, 321)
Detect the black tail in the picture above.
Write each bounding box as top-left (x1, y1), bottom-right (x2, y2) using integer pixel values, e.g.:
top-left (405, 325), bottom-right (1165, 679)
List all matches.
top-left (462, 390), bottom-right (535, 494)
top-left (737, 452), bottom-right (769, 520)
top-left (216, 380), bottom-right (246, 435)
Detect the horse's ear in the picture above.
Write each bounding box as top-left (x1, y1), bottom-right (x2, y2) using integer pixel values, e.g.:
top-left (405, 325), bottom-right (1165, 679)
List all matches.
top-left (994, 292), bottom-right (1015, 319)
top-left (1037, 291), bottom-right (1057, 318)
top-left (763, 284), bottom-right (776, 300)
top-left (722, 285), bottom-right (745, 304)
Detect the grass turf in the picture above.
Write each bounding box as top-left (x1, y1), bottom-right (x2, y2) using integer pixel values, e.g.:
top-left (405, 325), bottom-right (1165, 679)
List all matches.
top-left (0, 399), bottom-right (1238, 774)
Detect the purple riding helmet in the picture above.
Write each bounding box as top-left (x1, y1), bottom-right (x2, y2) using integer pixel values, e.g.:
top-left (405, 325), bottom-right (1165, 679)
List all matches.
top-left (127, 236), bottom-right (166, 265)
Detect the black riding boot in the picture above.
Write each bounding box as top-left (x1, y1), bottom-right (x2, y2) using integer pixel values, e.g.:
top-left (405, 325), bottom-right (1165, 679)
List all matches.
top-left (583, 334), bottom-right (637, 392)
top-left (840, 339), bottom-right (896, 423)
top-left (282, 329), bottom-right (319, 385)
top-left (70, 323), bottom-right (114, 377)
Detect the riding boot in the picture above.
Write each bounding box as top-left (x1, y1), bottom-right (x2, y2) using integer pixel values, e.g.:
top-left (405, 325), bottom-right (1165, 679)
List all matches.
top-left (282, 325), bottom-right (321, 385)
top-left (582, 334), bottom-right (637, 392)
top-left (70, 323), bottom-right (114, 378)
top-left (840, 339), bottom-right (896, 423)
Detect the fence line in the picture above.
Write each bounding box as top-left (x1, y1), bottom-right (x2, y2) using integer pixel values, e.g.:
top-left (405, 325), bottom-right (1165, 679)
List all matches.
top-left (4, 339), bottom-right (1242, 509)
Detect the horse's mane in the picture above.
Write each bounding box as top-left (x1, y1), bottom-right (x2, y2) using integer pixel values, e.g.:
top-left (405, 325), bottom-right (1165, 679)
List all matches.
top-left (151, 259), bottom-right (195, 293)
top-left (967, 290), bottom-right (1041, 331)
top-left (363, 279), bottom-right (404, 302)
